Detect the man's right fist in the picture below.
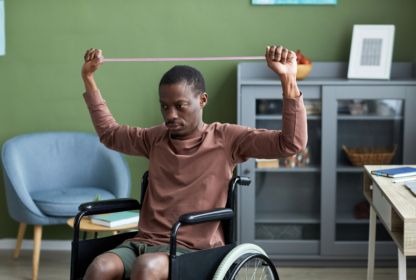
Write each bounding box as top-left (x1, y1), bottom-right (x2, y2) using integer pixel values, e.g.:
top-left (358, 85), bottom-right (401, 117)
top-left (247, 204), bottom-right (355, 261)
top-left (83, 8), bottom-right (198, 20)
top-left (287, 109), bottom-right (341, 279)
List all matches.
top-left (82, 48), bottom-right (104, 78)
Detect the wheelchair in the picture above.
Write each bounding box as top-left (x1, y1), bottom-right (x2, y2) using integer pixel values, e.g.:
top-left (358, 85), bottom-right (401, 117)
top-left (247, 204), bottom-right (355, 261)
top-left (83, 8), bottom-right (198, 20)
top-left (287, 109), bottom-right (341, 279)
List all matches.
top-left (70, 171), bottom-right (279, 280)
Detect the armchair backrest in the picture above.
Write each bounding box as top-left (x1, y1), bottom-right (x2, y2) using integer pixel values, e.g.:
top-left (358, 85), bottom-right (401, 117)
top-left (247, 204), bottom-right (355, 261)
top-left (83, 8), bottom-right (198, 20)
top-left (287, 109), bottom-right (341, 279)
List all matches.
top-left (2, 132), bottom-right (131, 198)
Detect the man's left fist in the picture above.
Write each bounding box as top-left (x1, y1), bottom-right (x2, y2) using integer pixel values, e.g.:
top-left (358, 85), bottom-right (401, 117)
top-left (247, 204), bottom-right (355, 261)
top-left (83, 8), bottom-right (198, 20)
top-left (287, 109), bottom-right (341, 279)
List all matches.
top-left (265, 46), bottom-right (297, 78)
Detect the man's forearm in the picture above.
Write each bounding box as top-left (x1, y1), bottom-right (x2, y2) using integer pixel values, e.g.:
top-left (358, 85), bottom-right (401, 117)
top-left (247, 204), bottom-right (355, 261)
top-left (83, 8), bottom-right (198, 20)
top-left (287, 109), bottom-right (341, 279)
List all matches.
top-left (280, 74), bottom-right (300, 99)
top-left (83, 75), bottom-right (98, 93)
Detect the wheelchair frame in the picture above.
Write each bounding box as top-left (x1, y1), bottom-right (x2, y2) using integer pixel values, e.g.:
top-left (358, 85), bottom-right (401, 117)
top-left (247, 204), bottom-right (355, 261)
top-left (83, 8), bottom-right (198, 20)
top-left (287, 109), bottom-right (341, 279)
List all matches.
top-left (70, 172), bottom-right (251, 280)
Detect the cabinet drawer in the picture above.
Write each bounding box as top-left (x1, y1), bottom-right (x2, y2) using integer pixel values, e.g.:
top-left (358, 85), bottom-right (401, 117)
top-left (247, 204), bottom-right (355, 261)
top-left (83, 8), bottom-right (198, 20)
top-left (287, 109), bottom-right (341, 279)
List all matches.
top-left (373, 183), bottom-right (392, 230)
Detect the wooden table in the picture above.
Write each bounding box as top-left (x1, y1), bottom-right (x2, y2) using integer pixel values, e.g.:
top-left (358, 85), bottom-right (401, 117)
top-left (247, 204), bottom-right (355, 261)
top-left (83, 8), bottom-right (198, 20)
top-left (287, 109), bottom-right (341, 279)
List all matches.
top-left (364, 165), bottom-right (416, 280)
top-left (67, 216), bottom-right (138, 239)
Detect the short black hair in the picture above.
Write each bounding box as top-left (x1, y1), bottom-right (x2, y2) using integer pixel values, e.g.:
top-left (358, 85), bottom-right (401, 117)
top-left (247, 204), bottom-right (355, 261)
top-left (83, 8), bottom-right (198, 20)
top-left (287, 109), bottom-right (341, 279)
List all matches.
top-left (159, 65), bottom-right (205, 96)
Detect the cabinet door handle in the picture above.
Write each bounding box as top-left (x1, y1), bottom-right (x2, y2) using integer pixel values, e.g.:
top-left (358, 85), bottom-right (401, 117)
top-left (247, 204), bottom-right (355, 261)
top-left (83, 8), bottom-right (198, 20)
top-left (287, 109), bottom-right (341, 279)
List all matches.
top-left (243, 169), bottom-right (250, 175)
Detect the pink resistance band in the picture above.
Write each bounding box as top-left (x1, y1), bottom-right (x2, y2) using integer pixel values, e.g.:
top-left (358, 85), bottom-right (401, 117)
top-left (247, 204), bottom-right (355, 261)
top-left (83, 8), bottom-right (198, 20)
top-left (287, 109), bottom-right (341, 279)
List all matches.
top-left (103, 56), bottom-right (265, 62)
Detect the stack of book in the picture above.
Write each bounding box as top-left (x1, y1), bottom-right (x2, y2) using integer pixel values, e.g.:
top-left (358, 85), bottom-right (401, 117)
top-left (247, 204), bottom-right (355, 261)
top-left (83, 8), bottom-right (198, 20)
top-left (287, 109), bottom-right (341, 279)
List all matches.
top-left (304, 100), bottom-right (321, 116)
top-left (256, 158), bottom-right (279, 168)
top-left (91, 211), bottom-right (140, 228)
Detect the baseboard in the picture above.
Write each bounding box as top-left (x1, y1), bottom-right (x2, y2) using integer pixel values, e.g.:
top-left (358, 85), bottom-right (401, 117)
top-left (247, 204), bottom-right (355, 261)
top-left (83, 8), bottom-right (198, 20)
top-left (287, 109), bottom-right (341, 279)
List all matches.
top-left (0, 238), bottom-right (71, 251)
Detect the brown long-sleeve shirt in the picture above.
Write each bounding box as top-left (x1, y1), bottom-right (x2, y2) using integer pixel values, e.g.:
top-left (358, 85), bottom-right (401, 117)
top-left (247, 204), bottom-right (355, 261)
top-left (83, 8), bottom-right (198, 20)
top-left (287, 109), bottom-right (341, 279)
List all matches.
top-left (83, 89), bottom-right (307, 250)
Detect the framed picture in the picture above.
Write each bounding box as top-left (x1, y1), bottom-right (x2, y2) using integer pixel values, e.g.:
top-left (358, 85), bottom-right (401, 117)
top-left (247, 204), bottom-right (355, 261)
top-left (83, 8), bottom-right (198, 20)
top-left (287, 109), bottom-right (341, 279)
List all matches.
top-left (252, 0), bottom-right (337, 4)
top-left (347, 25), bottom-right (395, 80)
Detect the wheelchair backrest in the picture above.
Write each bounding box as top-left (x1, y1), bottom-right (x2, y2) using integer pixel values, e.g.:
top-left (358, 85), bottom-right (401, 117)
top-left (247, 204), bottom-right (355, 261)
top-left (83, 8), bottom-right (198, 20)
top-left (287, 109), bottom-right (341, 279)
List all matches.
top-left (139, 171), bottom-right (250, 245)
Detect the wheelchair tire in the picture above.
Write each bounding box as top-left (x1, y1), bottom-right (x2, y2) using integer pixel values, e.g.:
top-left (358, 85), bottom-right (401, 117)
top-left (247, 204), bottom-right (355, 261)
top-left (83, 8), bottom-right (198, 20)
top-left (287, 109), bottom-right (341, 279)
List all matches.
top-left (213, 243), bottom-right (279, 280)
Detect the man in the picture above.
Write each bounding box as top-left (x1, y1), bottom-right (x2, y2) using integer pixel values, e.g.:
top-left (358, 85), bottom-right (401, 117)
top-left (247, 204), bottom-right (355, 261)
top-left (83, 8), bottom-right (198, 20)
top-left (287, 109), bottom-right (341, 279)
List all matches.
top-left (81, 46), bottom-right (307, 280)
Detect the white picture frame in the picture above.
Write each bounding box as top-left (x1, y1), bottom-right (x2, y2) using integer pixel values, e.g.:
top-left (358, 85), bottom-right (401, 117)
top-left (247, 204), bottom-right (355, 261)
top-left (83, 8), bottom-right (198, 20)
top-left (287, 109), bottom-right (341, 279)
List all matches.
top-left (347, 25), bottom-right (395, 80)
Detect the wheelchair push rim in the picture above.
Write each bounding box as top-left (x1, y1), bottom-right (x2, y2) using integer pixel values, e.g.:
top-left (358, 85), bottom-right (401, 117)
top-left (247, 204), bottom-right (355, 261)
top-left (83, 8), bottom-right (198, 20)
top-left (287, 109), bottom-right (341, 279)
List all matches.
top-left (213, 244), bottom-right (279, 280)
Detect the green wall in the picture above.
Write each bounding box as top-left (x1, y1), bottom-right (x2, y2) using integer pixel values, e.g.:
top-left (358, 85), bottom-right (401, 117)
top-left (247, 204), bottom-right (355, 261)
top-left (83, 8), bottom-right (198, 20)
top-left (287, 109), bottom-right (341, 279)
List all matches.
top-left (0, 0), bottom-right (415, 240)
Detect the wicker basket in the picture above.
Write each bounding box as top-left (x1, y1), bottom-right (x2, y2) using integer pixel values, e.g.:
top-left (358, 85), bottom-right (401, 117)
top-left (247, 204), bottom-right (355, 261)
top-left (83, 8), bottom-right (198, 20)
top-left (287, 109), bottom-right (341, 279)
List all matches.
top-left (342, 144), bottom-right (398, 167)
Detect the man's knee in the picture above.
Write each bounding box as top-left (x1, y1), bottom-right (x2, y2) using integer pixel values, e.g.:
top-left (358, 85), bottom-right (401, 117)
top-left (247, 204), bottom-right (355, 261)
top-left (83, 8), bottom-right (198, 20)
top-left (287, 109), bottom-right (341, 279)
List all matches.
top-left (130, 253), bottom-right (169, 280)
top-left (84, 253), bottom-right (124, 280)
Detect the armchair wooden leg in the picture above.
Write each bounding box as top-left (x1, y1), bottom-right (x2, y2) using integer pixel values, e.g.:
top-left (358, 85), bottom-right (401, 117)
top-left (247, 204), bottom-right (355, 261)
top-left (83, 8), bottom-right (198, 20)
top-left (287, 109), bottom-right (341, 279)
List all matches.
top-left (33, 225), bottom-right (42, 280)
top-left (14, 223), bottom-right (27, 259)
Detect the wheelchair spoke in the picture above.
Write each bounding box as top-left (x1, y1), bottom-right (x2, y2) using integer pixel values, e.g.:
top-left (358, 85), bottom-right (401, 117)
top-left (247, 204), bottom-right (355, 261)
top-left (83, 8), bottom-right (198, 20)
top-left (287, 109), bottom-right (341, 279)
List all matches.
top-left (224, 258), bottom-right (275, 280)
top-left (250, 259), bottom-right (261, 280)
top-left (222, 254), bottom-right (278, 280)
top-left (260, 266), bottom-right (265, 279)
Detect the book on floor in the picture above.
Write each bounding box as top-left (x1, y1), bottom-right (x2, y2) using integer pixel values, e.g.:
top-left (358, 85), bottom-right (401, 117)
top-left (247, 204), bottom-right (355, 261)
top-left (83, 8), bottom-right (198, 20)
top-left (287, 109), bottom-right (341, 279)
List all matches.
top-left (91, 211), bottom-right (140, 228)
top-left (371, 167), bottom-right (416, 178)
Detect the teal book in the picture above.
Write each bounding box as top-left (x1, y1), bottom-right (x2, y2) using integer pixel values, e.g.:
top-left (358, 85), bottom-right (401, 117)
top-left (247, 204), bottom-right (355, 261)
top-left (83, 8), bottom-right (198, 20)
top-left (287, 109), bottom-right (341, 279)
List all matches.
top-left (91, 211), bottom-right (139, 228)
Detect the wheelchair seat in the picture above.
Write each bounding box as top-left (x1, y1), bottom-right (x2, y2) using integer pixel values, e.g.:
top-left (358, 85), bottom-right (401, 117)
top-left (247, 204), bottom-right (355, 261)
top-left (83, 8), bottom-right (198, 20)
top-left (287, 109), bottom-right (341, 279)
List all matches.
top-left (70, 172), bottom-right (279, 280)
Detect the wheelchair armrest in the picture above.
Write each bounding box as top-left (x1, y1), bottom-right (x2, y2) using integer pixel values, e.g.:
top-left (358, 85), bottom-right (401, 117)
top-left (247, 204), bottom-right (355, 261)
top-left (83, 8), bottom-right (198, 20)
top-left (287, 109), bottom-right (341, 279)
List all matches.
top-left (179, 208), bottom-right (234, 225)
top-left (169, 208), bottom-right (233, 258)
top-left (78, 198), bottom-right (141, 215)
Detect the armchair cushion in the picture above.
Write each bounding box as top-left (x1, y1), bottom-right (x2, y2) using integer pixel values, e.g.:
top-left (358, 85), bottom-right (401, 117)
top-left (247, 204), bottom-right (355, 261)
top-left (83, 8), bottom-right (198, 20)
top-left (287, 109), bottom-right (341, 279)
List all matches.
top-left (31, 187), bottom-right (115, 217)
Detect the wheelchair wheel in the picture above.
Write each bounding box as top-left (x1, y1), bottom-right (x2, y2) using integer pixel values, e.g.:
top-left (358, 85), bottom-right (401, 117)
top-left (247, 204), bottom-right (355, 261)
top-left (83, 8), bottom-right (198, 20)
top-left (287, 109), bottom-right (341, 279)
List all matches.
top-left (213, 244), bottom-right (279, 280)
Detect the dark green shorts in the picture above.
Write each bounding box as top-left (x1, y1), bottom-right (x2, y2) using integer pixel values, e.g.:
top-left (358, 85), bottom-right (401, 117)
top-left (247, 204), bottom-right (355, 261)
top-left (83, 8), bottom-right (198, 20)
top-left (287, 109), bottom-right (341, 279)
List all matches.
top-left (105, 241), bottom-right (193, 279)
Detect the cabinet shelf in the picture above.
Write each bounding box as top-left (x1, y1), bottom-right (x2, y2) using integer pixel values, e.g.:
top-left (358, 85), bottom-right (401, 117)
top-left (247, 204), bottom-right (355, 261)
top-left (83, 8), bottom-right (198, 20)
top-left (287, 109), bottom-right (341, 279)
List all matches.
top-left (256, 166), bottom-right (320, 172)
top-left (256, 212), bottom-right (320, 224)
top-left (336, 211), bottom-right (382, 224)
top-left (338, 115), bottom-right (403, 121)
top-left (256, 115), bottom-right (321, 120)
top-left (337, 164), bottom-right (364, 173)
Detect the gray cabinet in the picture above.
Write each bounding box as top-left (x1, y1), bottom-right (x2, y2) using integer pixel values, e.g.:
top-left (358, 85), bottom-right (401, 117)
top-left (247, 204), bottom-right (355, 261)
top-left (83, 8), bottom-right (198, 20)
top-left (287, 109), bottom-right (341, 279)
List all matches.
top-left (237, 62), bottom-right (416, 265)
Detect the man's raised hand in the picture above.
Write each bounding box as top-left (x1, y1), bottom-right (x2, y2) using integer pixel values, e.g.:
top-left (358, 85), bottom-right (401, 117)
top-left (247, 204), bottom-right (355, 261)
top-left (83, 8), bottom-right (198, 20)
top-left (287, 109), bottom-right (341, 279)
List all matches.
top-left (82, 48), bottom-right (104, 78)
top-left (265, 46), bottom-right (297, 78)
top-left (81, 49), bottom-right (103, 92)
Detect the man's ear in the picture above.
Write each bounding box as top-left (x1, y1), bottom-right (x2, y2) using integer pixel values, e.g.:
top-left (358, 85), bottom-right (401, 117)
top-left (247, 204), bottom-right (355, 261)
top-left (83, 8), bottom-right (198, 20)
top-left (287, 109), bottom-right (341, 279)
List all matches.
top-left (200, 93), bottom-right (208, 108)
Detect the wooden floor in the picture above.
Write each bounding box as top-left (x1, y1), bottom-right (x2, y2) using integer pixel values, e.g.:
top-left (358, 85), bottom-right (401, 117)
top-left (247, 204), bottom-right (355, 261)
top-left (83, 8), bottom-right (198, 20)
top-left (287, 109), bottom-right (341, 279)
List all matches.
top-left (1, 250), bottom-right (415, 280)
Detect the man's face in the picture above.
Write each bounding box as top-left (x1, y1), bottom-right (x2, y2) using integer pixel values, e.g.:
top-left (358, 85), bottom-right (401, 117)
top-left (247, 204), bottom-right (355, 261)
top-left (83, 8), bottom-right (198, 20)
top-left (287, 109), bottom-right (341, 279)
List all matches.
top-left (159, 82), bottom-right (207, 138)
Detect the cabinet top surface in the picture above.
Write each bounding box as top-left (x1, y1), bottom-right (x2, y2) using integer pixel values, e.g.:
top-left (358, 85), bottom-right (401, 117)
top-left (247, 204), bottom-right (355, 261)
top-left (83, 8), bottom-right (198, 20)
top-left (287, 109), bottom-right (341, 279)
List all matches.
top-left (239, 62), bottom-right (416, 86)
top-left (365, 165), bottom-right (416, 220)
top-left (241, 78), bottom-right (416, 86)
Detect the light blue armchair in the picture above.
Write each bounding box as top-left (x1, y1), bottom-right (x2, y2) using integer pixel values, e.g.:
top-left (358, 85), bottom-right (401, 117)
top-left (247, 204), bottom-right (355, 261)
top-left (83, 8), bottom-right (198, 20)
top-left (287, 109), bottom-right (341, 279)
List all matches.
top-left (2, 132), bottom-right (131, 280)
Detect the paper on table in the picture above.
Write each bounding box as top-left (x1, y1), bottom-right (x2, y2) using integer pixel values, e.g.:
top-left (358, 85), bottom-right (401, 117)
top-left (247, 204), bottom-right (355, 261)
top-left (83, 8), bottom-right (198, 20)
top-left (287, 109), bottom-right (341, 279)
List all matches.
top-left (404, 182), bottom-right (416, 196)
top-left (0, 0), bottom-right (4, 56)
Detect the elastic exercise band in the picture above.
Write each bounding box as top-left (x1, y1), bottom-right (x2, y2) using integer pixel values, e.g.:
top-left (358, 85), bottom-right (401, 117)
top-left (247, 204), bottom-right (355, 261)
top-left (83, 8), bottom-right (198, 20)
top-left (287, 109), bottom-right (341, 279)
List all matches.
top-left (103, 56), bottom-right (265, 62)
